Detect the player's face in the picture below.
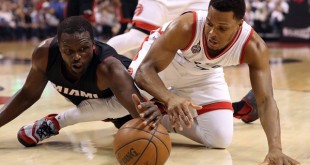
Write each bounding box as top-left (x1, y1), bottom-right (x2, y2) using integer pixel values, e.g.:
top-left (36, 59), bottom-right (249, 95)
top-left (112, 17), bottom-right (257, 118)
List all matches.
top-left (59, 31), bottom-right (94, 79)
top-left (204, 6), bottom-right (243, 51)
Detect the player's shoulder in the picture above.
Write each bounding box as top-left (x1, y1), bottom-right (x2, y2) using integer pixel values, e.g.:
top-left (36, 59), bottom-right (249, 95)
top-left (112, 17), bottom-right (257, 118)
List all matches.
top-left (163, 12), bottom-right (196, 48)
top-left (31, 38), bottom-right (55, 71)
top-left (36, 38), bottom-right (53, 50)
top-left (98, 55), bottom-right (124, 74)
top-left (246, 31), bottom-right (268, 54)
top-left (243, 31), bottom-right (269, 64)
top-left (169, 12), bottom-right (196, 33)
top-left (94, 39), bottom-right (119, 56)
top-left (32, 38), bottom-right (54, 59)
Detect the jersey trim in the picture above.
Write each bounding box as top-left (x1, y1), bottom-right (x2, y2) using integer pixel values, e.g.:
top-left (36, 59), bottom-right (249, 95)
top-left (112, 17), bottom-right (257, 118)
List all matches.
top-left (181, 11), bottom-right (197, 51)
top-left (197, 102), bottom-right (233, 115)
top-left (133, 20), bottom-right (160, 32)
top-left (240, 28), bottom-right (254, 64)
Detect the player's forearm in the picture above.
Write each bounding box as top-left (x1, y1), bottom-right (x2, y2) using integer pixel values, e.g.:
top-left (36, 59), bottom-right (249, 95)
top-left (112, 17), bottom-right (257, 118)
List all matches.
top-left (0, 90), bottom-right (37, 127)
top-left (135, 68), bottom-right (173, 104)
top-left (259, 98), bottom-right (282, 151)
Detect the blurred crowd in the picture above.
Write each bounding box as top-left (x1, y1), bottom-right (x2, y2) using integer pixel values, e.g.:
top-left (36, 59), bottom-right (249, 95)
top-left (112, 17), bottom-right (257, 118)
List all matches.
top-left (245, 0), bottom-right (289, 39)
top-left (0, 0), bottom-right (289, 42)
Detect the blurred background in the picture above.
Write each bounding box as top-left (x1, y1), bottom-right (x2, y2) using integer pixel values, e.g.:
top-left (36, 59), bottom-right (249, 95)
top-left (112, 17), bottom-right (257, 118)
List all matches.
top-left (0, 0), bottom-right (309, 43)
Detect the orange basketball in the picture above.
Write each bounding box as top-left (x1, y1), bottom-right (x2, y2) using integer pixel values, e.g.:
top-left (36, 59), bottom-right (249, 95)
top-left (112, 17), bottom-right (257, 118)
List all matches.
top-left (113, 118), bottom-right (172, 165)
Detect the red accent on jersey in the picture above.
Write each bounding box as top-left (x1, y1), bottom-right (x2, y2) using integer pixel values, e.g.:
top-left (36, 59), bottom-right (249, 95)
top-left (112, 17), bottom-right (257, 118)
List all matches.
top-left (197, 102), bottom-right (233, 115)
top-left (132, 54), bottom-right (139, 61)
top-left (133, 20), bottom-right (159, 32)
top-left (240, 28), bottom-right (254, 64)
top-left (181, 11), bottom-right (197, 51)
top-left (127, 67), bottom-right (133, 76)
top-left (138, 36), bottom-right (150, 51)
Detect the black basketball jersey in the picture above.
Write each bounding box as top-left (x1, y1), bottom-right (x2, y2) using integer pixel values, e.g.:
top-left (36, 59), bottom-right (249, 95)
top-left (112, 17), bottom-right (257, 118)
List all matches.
top-left (46, 38), bottom-right (132, 105)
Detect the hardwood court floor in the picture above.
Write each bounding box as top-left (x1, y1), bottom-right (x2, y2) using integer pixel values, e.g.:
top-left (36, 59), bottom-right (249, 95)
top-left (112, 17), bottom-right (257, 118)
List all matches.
top-left (0, 40), bottom-right (309, 165)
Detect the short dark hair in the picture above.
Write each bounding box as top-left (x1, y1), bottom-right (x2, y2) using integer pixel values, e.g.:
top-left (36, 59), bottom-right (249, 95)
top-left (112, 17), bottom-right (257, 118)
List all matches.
top-left (209, 0), bottom-right (245, 20)
top-left (57, 16), bottom-right (94, 41)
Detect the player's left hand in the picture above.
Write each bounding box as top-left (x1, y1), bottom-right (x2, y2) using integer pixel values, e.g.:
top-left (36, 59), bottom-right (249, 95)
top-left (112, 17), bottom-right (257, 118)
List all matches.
top-left (132, 94), bottom-right (163, 128)
top-left (260, 149), bottom-right (300, 165)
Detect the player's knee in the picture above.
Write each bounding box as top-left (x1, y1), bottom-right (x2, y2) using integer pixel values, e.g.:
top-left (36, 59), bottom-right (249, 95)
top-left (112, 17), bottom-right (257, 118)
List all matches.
top-left (205, 129), bottom-right (233, 149)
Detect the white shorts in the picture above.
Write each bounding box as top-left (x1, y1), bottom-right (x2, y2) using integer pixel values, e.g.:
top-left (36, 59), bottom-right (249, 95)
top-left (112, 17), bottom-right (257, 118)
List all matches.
top-left (133, 0), bottom-right (210, 29)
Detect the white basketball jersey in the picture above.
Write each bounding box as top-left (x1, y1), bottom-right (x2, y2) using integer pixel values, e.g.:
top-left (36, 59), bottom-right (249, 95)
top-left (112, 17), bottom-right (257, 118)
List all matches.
top-left (159, 10), bottom-right (254, 75)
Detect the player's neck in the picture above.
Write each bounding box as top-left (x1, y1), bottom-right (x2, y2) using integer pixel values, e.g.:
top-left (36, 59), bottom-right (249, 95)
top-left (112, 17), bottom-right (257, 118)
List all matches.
top-left (207, 47), bottom-right (225, 58)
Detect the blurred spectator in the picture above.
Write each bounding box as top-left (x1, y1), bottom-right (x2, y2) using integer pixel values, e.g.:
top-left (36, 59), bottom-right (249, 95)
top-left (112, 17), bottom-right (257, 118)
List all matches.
top-left (42, 1), bottom-right (60, 37)
top-left (269, 0), bottom-right (289, 35)
top-left (49, 0), bottom-right (65, 22)
top-left (253, 0), bottom-right (270, 33)
top-left (244, 1), bottom-right (255, 26)
top-left (0, 1), bottom-right (16, 40)
top-left (95, 0), bottom-right (119, 40)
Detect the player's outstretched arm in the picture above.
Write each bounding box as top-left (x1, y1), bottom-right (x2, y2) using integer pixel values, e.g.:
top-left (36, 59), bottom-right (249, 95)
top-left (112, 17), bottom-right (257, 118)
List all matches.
top-left (244, 32), bottom-right (299, 165)
top-left (0, 39), bottom-right (50, 127)
top-left (98, 56), bottom-right (146, 118)
top-left (134, 13), bottom-right (201, 130)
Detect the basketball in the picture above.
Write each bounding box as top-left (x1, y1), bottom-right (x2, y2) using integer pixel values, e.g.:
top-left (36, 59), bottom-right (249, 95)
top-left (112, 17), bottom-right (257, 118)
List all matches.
top-left (113, 118), bottom-right (172, 165)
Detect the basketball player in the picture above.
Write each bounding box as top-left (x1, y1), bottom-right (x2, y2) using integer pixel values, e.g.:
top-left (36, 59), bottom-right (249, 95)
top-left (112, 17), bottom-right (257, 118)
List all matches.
top-left (130, 0), bottom-right (300, 164)
top-left (0, 16), bottom-right (161, 147)
top-left (108, 0), bottom-right (259, 124)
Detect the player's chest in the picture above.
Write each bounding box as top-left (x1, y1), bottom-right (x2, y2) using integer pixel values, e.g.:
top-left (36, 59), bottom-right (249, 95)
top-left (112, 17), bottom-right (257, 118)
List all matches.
top-left (178, 49), bottom-right (225, 71)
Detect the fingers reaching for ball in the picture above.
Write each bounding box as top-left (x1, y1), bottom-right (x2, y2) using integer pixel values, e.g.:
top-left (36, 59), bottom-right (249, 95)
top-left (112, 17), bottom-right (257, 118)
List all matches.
top-left (132, 94), bottom-right (163, 128)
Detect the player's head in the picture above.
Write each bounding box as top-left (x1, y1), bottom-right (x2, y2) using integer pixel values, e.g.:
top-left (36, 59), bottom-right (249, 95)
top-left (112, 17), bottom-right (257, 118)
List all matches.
top-left (209, 0), bottom-right (245, 20)
top-left (57, 16), bottom-right (95, 79)
top-left (205, 0), bottom-right (245, 51)
top-left (57, 16), bottom-right (94, 42)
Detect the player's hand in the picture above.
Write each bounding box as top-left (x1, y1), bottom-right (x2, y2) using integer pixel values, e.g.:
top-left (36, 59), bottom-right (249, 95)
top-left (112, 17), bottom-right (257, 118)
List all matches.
top-left (132, 94), bottom-right (162, 128)
top-left (260, 149), bottom-right (300, 165)
top-left (166, 95), bottom-right (202, 131)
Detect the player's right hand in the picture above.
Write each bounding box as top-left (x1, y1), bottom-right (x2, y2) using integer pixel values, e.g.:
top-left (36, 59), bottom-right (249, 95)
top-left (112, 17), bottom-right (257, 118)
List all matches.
top-left (166, 95), bottom-right (202, 131)
top-left (260, 149), bottom-right (300, 165)
top-left (132, 94), bottom-right (163, 128)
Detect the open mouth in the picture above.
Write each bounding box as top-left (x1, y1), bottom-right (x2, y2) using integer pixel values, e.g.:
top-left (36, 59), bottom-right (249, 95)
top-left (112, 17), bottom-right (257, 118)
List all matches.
top-left (72, 63), bottom-right (82, 70)
top-left (209, 39), bottom-right (217, 45)
top-left (208, 39), bottom-right (218, 48)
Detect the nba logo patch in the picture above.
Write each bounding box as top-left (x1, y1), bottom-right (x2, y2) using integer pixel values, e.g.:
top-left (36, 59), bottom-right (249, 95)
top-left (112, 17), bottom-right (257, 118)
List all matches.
top-left (191, 41), bottom-right (201, 53)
